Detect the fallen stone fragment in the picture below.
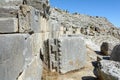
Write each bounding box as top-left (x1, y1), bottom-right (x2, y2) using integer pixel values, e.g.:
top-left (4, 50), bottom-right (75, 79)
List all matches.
top-left (0, 34), bottom-right (27, 80)
top-left (0, 0), bottom-right (23, 6)
top-left (101, 42), bottom-right (114, 55)
top-left (96, 60), bottom-right (120, 80)
top-left (110, 44), bottom-right (120, 62)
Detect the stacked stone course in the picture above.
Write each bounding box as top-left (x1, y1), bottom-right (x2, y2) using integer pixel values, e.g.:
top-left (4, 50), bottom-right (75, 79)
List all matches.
top-left (0, 0), bottom-right (50, 80)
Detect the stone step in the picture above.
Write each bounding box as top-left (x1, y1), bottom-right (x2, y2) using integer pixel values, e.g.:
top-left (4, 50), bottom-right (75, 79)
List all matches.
top-left (0, 18), bottom-right (18, 33)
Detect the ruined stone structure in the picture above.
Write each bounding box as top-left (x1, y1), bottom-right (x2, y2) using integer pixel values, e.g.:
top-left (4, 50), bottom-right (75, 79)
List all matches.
top-left (110, 44), bottom-right (120, 62)
top-left (1, 0), bottom-right (120, 80)
top-left (0, 0), bottom-right (50, 80)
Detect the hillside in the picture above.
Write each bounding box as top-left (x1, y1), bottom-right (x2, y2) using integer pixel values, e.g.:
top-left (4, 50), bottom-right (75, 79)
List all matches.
top-left (49, 8), bottom-right (120, 51)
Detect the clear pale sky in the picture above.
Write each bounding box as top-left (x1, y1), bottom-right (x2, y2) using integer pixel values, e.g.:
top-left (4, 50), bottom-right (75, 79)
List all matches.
top-left (50, 0), bottom-right (120, 27)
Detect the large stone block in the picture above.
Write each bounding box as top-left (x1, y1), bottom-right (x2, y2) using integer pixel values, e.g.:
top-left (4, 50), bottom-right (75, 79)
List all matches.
top-left (18, 5), bottom-right (41, 33)
top-left (44, 36), bottom-right (86, 74)
top-left (0, 18), bottom-right (18, 33)
top-left (110, 44), bottom-right (120, 62)
top-left (101, 42), bottom-right (114, 55)
top-left (18, 55), bottom-right (43, 80)
top-left (20, 33), bottom-right (43, 80)
top-left (0, 34), bottom-right (27, 80)
top-left (0, 34), bottom-right (43, 80)
top-left (0, 6), bottom-right (19, 18)
top-left (96, 60), bottom-right (120, 80)
top-left (0, 0), bottom-right (23, 6)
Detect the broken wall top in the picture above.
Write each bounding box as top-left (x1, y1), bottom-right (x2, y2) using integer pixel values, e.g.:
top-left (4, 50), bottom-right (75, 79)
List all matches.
top-left (0, 0), bottom-right (23, 6)
top-left (0, 0), bottom-right (50, 18)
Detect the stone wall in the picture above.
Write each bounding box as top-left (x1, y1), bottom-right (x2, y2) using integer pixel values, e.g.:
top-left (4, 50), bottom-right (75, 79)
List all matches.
top-left (0, 0), bottom-right (50, 80)
top-left (0, 0), bottom-right (87, 80)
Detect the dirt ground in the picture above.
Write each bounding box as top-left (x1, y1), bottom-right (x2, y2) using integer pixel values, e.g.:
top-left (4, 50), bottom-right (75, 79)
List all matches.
top-left (42, 47), bottom-right (100, 80)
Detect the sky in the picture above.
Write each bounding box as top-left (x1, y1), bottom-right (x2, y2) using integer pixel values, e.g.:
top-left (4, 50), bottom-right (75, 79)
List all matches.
top-left (50, 0), bottom-right (120, 27)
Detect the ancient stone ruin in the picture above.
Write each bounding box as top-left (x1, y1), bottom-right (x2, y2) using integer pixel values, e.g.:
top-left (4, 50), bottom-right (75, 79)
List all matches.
top-left (44, 36), bottom-right (86, 74)
top-left (0, 0), bottom-right (49, 80)
top-left (0, 0), bottom-right (120, 80)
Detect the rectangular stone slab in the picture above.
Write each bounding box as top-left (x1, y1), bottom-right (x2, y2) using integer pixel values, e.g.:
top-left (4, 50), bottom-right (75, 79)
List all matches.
top-left (0, 34), bottom-right (43, 80)
top-left (0, 18), bottom-right (18, 33)
top-left (0, 34), bottom-right (27, 80)
top-left (97, 60), bottom-right (120, 80)
top-left (46, 36), bottom-right (87, 74)
top-left (0, 0), bottom-right (23, 6)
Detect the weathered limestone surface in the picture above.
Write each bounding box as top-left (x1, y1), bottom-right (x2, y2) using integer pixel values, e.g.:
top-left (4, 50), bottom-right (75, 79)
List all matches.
top-left (45, 36), bottom-right (86, 74)
top-left (20, 33), bottom-right (43, 80)
top-left (18, 5), bottom-right (41, 33)
top-left (0, 0), bottom-right (49, 80)
top-left (49, 8), bottom-right (120, 51)
top-left (0, 0), bottom-right (23, 6)
top-left (0, 34), bottom-right (27, 80)
top-left (0, 6), bottom-right (19, 17)
top-left (0, 18), bottom-right (18, 33)
top-left (0, 34), bottom-right (43, 80)
top-left (58, 36), bottom-right (86, 73)
top-left (97, 60), bottom-right (120, 80)
top-left (27, 33), bottom-right (42, 56)
top-left (110, 44), bottom-right (120, 62)
top-left (101, 42), bottom-right (114, 55)
top-left (25, 0), bottom-right (50, 15)
top-left (1, 0), bottom-right (120, 80)
top-left (18, 55), bottom-right (43, 80)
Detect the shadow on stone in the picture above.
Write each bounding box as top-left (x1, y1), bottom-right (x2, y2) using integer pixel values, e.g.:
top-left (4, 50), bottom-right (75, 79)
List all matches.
top-left (91, 61), bottom-right (99, 78)
top-left (92, 61), bottom-right (98, 68)
top-left (95, 51), bottom-right (103, 56)
top-left (82, 76), bottom-right (97, 80)
top-left (102, 56), bottom-right (110, 60)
